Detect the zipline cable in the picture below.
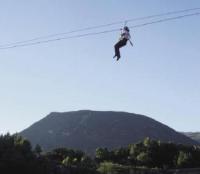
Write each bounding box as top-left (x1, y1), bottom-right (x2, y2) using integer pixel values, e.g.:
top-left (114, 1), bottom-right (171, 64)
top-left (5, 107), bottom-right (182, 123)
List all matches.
top-left (0, 7), bottom-right (200, 48)
top-left (0, 12), bottom-right (200, 50)
top-left (129, 11), bottom-right (200, 28)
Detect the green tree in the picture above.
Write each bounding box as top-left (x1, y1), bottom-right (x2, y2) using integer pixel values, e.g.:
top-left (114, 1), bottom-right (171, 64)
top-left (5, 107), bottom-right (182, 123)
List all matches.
top-left (62, 156), bottom-right (73, 167)
top-left (136, 152), bottom-right (150, 166)
top-left (112, 147), bottom-right (129, 164)
top-left (81, 156), bottom-right (96, 169)
top-left (95, 148), bottom-right (110, 162)
top-left (34, 144), bottom-right (42, 156)
top-left (177, 151), bottom-right (192, 168)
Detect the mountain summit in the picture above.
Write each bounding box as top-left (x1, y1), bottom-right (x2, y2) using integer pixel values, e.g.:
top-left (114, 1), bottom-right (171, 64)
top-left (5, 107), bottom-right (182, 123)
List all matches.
top-left (20, 110), bottom-right (197, 154)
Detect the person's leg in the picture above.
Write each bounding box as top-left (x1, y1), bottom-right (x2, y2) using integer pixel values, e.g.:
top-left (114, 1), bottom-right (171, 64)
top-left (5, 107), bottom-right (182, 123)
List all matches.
top-left (116, 39), bottom-right (127, 60)
top-left (114, 41), bottom-right (121, 58)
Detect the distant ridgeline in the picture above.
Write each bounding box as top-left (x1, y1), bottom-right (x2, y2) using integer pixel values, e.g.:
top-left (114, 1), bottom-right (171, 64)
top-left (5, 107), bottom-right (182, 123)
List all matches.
top-left (20, 110), bottom-right (198, 154)
top-left (0, 134), bottom-right (200, 174)
top-left (182, 132), bottom-right (200, 143)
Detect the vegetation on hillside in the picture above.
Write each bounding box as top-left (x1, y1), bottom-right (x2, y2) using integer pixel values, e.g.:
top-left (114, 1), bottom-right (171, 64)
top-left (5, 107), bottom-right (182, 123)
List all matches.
top-left (0, 134), bottom-right (200, 174)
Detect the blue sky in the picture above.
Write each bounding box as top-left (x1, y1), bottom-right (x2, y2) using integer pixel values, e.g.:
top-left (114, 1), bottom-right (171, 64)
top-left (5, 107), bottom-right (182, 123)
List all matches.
top-left (0, 0), bottom-right (200, 134)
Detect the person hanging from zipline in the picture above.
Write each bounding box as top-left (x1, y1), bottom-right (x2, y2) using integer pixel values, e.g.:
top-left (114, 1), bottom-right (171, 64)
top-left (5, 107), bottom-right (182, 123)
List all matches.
top-left (113, 26), bottom-right (133, 61)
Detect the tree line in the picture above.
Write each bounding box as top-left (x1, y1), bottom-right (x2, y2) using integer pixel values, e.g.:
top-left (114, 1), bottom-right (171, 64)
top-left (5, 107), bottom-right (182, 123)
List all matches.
top-left (0, 134), bottom-right (200, 174)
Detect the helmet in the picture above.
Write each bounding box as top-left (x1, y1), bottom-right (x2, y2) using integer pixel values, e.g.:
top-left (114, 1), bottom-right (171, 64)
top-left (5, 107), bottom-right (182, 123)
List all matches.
top-left (124, 26), bottom-right (130, 32)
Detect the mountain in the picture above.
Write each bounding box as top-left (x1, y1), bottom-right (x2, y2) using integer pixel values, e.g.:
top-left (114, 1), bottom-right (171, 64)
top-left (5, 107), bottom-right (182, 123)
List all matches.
top-left (182, 132), bottom-right (200, 143)
top-left (20, 110), bottom-right (198, 154)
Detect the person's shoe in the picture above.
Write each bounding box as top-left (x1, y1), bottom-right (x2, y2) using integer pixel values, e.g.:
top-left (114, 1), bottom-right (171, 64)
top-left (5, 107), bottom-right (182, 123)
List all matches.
top-left (116, 56), bottom-right (121, 61)
top-left (113, 55), bottom-right (117, 58)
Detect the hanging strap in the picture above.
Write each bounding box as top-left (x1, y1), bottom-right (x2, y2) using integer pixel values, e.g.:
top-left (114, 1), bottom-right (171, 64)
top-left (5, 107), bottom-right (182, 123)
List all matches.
top-left (124, 20), bottom-right (128, 27)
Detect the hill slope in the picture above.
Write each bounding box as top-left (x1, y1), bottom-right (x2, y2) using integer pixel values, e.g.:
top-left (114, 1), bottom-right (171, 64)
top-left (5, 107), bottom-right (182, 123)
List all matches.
top-left (20, 110), bottom-right (198, 154)
top-left (182, 132), bottom-right (200, 143)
